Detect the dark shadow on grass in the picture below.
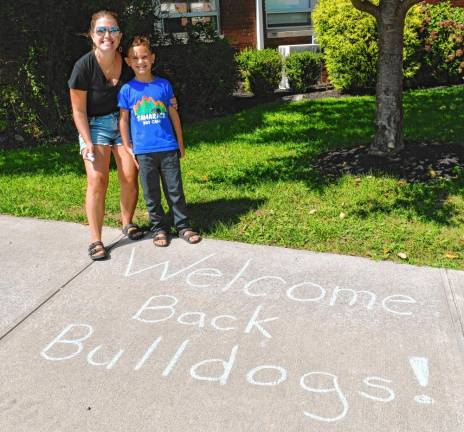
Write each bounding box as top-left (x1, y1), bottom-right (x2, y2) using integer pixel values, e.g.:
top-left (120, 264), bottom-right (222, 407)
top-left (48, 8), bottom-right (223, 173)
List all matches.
top-left (187, 197), bottom-right (266, 234)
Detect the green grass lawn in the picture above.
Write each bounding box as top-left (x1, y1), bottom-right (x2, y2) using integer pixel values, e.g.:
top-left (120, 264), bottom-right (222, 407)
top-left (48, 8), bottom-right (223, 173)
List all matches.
top-left (1, 85), bottom-right (463, 269)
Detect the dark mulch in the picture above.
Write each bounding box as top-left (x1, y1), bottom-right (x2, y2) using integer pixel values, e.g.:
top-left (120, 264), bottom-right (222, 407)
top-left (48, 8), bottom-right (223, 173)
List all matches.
top-left (312, 141), bottom-right (464, 183)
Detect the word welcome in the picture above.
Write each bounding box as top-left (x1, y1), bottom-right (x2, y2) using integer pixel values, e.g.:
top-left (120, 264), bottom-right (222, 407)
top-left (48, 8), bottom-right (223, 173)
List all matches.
top-left (125, 249), bottom-right (418, 317)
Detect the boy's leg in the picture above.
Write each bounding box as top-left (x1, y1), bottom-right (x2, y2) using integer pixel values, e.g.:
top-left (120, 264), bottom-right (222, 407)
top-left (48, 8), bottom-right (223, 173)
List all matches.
top-left (159, 151), bottom-right (190, 231)
top-left (136, 152), bottom-right (166, 233)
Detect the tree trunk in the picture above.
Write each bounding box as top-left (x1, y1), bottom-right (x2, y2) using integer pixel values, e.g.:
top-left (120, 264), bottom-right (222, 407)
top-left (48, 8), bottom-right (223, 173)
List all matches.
top-left (370, 7), bottom-right (406, 156)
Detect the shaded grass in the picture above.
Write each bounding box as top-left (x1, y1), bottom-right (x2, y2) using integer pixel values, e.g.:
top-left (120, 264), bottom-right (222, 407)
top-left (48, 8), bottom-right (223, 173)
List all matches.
top-left (1, 85), bottom-right (464, 269)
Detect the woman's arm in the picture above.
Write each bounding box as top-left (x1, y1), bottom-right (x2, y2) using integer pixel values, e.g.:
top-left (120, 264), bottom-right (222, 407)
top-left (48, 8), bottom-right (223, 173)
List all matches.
top-left (168, 105), bottom-right (184, 158)
top-left (69, 89), bottom-right (93, 158)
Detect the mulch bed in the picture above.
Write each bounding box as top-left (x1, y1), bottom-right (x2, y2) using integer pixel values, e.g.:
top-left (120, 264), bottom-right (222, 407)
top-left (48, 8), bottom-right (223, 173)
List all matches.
top-left (312, 141), bottom-right (464, 183)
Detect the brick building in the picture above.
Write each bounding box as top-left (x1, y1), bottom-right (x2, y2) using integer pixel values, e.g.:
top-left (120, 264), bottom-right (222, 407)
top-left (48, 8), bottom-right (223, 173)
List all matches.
top-left (160, 1), bottom-right (464, 50)
top-left (160, 1), bottom-right (318, 50)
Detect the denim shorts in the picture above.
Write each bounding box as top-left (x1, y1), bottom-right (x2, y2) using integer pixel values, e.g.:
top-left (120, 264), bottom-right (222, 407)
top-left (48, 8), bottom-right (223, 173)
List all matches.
top-left (78, 112), bottom-right (122, 152)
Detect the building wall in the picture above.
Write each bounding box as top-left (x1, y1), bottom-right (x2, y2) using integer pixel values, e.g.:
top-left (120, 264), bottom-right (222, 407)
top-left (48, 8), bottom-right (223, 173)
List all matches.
top-left (220, 0), bottom-right (464, 50)
top-left (220, 0), bottom-right (256, 49)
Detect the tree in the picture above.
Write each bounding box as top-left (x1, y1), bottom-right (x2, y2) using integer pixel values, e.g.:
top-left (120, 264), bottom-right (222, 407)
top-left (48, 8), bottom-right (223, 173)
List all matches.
top-left (351, 0), bottom-right (422, 155)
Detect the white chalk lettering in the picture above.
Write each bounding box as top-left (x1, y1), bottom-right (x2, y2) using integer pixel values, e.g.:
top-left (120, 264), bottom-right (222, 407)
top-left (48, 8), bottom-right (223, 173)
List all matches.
top-left (86, 345), bottom-right (124, 370)
top-left (246, 365), bottom-right (288, 386)
top-left (222, 259), bottom-right (252, 292)
top-left (134, 336), bottom-right (163, 371)
top-left (300, 372), bottom-right (348, 423)
top-left (186, 268), bottom-right (223, 288)
top-left (359, 377), bottom-right (395, 402)
top-left (40, 324), bottom-right (93, 361)
top-left (190, 345), bottom-right (239, 385)
top-left (382, 295), bottom-right (417, 316)
top-left (177, 312), bottom-right (206, 328)
top-left (244, 305), bottom-right (279, 339)
top-left (132, 295), bottom-right (178, 323)
top-left (125, 248), bottom-right (215, 279)
top-left (329, 286), bottom-right (377, 309)
top-left (286, 282), bottom-right (326, 303)
top-left (162, 339), bottom-right (190, 376)
top-left (210, 315), bottom-right (238, 331)
top-left (243, 276), bottom-right (286, 297)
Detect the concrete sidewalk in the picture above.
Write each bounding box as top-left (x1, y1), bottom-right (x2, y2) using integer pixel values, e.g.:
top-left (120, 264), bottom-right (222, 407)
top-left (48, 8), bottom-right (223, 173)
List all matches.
top-left (0, 215), bottom-right (463, 431)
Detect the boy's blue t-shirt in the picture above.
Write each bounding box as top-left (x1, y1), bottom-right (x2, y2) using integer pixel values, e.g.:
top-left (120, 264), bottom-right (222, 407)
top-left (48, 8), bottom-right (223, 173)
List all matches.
top-left (118, 77), bottom-right (178, 155)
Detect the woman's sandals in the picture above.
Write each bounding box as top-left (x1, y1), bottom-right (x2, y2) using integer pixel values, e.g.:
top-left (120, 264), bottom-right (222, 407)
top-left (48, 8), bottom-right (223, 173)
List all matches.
top-left (122, 224), bottom-right (144, 241)
top-left (179, 228), bottom-right (201, 244)
top-left (88, 241), bottom-right (108, 261)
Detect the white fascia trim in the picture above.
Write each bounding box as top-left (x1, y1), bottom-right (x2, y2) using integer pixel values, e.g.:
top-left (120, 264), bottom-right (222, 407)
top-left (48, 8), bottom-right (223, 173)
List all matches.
top-left (256, 0), bottom-right (264, 49)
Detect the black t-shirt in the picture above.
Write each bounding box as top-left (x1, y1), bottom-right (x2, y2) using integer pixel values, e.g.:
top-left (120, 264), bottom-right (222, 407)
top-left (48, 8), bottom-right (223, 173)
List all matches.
top-left (68, 51), bottom-right (133, 117)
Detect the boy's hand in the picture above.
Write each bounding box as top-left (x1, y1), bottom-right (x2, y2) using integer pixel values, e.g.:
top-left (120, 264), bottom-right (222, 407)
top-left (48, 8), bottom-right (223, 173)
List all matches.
top-left (178, 147), bottom-right (185, 159)
top-left (170, 97), bottom-right (178, 111)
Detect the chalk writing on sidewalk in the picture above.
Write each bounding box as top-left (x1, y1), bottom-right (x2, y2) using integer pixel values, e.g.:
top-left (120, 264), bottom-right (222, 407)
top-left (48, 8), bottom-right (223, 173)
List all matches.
top-left (39, 247), bottom-right (433, 424)
top-left (124, 248), bottom-right (419, 317)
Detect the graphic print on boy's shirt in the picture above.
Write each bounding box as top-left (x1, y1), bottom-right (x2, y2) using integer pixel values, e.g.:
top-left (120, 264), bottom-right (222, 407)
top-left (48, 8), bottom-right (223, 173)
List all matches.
top-left (118, 77), bottom-right (179, 155)
top-left (134, 96), bottom-right (167, 125)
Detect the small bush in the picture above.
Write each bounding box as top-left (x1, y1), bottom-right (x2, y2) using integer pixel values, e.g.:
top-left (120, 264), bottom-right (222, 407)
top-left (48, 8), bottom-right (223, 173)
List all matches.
top-left (414, 0), bottom-right (464, 85)
top-left (236, 48), bottom-right (283, 97)
top-left (285, 51), bottom-right (323, 92)
top-left (156, 40), bottom-right (239, 120)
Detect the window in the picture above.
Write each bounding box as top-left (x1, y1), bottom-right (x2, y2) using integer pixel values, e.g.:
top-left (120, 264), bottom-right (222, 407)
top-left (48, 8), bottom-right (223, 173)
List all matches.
top-left (160, 1), bottom-right (219, 36)
top-left (266, 0), bottom-right (313, 29)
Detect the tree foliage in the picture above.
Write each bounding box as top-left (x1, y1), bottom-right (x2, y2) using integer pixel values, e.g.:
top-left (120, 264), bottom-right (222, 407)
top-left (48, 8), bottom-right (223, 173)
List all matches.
top-left (313, 0), bottom-right (422, 92)
top-left (313, 0), bottom-right (464, 93)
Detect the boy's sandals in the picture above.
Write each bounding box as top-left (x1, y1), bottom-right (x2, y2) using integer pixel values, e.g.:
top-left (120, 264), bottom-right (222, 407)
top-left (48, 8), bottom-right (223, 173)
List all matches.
top-left (179, 228), bottom-right (202, 244)
top-left (88, 241), bottom-right (108, 261)
top-left (122, 224), bottom-right (144, 241)
top-left (153, 231), bottom-right (169, 247)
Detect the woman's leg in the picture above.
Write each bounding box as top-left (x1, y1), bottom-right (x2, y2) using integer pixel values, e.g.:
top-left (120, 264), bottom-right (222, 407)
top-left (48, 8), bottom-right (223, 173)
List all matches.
top-left (112, 145), bottom-right (139, 227)
top-left (84, 145), bottom-right (112, 243)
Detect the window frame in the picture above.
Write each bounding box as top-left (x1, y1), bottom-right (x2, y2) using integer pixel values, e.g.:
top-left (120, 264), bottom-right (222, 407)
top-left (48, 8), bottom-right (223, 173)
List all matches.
top-left (265, 0), bottom-right (313, 31)
top-left (159, 1), bottom-right (221, 37)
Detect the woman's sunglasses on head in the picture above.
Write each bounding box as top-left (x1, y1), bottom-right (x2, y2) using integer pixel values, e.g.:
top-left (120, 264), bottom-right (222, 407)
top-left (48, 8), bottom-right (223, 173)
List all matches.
top-left (95, 26), bottom-right (120, 36)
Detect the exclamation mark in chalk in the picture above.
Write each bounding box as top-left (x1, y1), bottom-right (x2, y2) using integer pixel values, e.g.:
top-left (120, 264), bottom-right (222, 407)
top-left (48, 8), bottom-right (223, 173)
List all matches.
top-left (409, 357), bottom-right (434, 404)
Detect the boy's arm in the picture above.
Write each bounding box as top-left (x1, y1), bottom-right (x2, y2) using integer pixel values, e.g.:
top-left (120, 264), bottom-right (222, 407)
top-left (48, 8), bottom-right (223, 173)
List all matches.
top-left (168, 105), bottom-right (185, 158)
top-left (119, 108), bottom-right (139, 168)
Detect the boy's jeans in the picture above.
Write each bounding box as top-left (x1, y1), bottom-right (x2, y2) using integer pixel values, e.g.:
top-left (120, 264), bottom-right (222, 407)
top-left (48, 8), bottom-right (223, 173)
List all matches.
top-left (137, 150), bottom-right (190, 233)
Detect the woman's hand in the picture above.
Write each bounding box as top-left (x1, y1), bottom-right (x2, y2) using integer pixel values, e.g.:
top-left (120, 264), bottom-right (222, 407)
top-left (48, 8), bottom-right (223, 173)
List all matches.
top-left (82, 144), bottom-right (95, 162)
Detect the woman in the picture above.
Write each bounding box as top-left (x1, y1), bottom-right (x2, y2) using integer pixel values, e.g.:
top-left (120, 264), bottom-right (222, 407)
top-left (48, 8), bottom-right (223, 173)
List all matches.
top-left (68, 10), bottom-right (144, 260)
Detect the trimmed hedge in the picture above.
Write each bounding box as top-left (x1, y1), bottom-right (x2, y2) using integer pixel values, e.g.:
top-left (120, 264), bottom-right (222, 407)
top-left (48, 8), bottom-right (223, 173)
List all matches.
top-left (236, 48), bottom-right (283, 97)
top-left (155, 41), bottom-right (238, 121)
top-left (285, 51), bottom-right (323, 93)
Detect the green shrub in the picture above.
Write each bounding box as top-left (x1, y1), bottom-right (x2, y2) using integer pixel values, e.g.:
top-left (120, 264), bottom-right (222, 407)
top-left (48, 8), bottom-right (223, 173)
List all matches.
top-left (414, 1), bottom-right (464, 85)
top-left (285, 51), bottom-right (323, 92)
top-left (236, 48), bottom-right (283, 97)
top-left (156, 40), bottom-right (239, 120)
top-left (313, 0), bottom-right (422, 92)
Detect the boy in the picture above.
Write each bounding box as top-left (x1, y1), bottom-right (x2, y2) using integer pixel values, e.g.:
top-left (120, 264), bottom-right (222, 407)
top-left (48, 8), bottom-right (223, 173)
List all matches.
top-left (118, 36), bottom-right (201, 247)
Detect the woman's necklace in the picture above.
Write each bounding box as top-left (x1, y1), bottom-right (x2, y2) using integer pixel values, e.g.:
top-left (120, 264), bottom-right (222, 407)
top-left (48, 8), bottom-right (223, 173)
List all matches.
top-left (95, 51), bottom-right (120, 86)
